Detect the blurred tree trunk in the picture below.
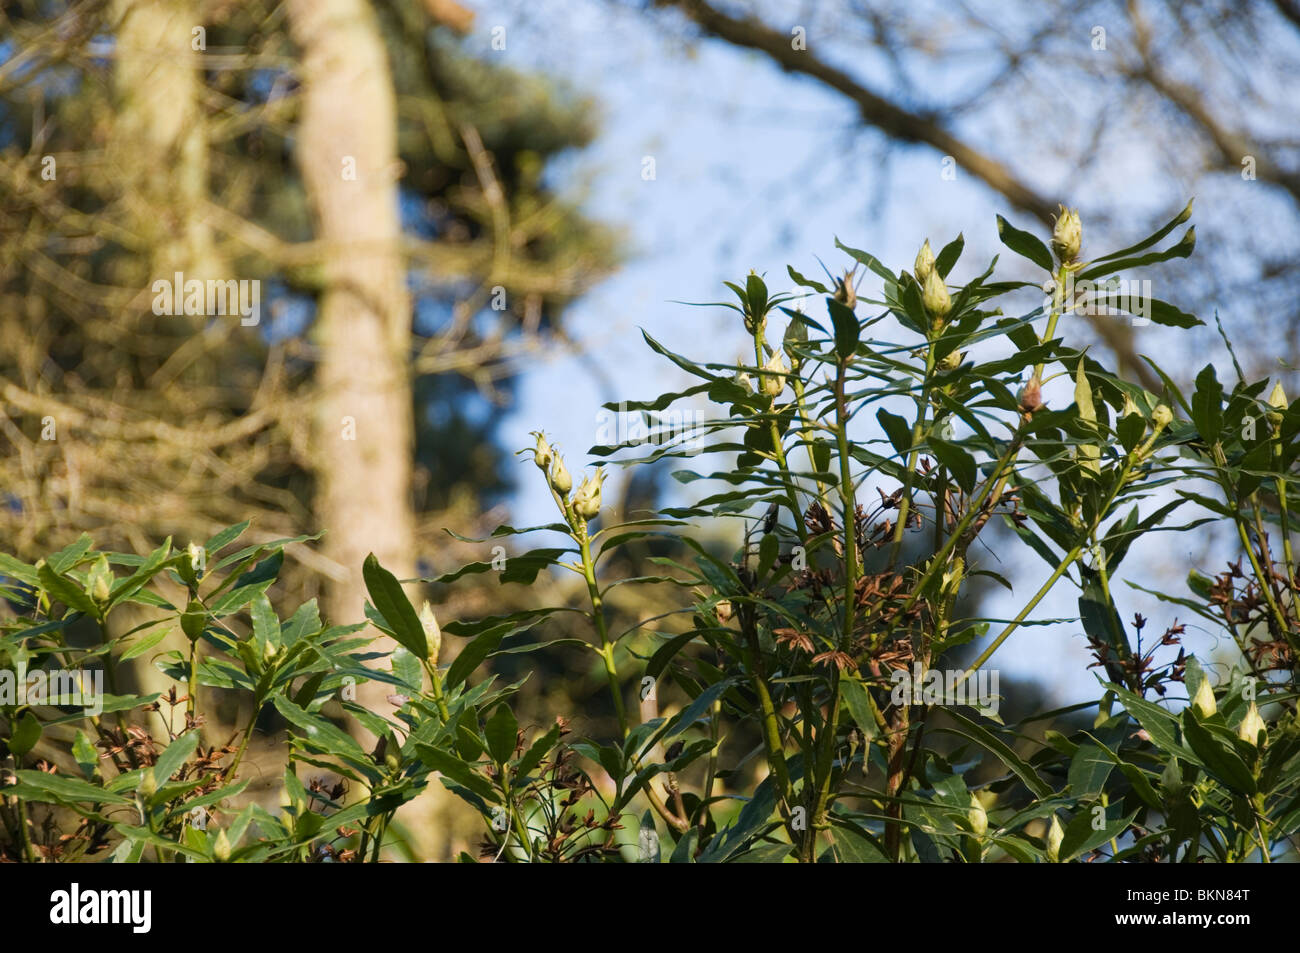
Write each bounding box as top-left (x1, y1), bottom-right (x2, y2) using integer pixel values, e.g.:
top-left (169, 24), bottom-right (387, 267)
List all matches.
top-left (111, 0), bottom-right (214, 278)
top-left (286, 0), bottom-right (416, 633)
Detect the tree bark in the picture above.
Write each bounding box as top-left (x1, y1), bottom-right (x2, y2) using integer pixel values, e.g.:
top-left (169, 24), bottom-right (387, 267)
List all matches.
top-left (286, 0), bottom-right (416, 710)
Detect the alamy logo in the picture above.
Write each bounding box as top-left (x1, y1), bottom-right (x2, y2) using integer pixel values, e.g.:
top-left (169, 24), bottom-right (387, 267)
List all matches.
top-left (49, 883), bottom-right (151, 933)
top-left (889, 664), bottom-right (1000, 716)
top-left (151, 272), bottom-right (261, 326)
top-left (0, 662), bottom-right (103, 716)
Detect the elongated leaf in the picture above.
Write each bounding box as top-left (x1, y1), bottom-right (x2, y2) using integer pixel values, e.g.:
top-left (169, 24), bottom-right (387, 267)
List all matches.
top-left (996, 215), bottom-right (1053, 271)
top-left (362, 553), bottom-right (427, 660)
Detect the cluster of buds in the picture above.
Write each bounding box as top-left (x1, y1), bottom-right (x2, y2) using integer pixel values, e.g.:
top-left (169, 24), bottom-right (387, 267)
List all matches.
top-left (1052, 205), bottom-right (1082, 265)
top-left (526, 431), bottom-right (603, 524)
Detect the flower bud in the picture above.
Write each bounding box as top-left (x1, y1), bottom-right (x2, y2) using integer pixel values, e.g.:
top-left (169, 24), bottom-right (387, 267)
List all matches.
top-left (914, 239), bottom-right (935, 284)
top-left (1052, 205), bottom-right (1082, 264)
top-left (528, 431), bottom-right (554, 471)
top-left (1238, 702), bottom-right (1266, 747)
top-left (572, 468), bottom-right (606, 522)
top-left (938, 349), bottom-right (964, 372)
top-left (549, 452), bottom-right (572, 496)
top-left (1046, 813), bottom-right (1064, 862)
top-left (760, 351), bottom-right (787, 398)
top-left (187, 542), bottom-right (206, 580)
top-left (262, 640), bottom-right (279, 664)
top-left (419, 600), bottom-right (441, 665)
top-left (783, 315), bottom-right (808, 369)
top-left (1191, 678), bottom-right (1216, 719)
top-left (833, 271), bottom-right (856, 310)
top-left (181, 598), bottom-right (206, 641)
top-left (1121, 393), bottom-right (1140, 418)
top-left (715, 599), bottom-right (733, 623)
top-left (1152, 404), bottom-right (1173, 430)
top-left (922, 268), bottom-right (952, 322)
top-left (968, 793), bottom-right (988, 838)
top-left (88, 554), bottom-right (112, 605)
top-left (1018, 375), bottom-right (1044, 415)
top-left (731, 355), bottom-right (753, 394)
top-left (137, 768), bottom-right (157, 800)
top-left (213, 828), bottom-right (232, 862)
top-left (1266, 381), bottom-right (1287, 428)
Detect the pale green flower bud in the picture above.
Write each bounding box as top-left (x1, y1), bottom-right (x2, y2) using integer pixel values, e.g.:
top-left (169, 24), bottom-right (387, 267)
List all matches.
top-left (88, 554), bottom-right (112, 605)
top-left (419, 601), bottom-right (441, 665)
top-left (549, 452), bottom-right (572, 496)
top-left (1152, 404), bottom-right (1173, 430)
top-left (528, 431), bottom-right (554, 471)
top-left (213, 828), bottom-right (232, 862)
top-left (1052, 205), bottom-right (1082, 264)
top-left (1191, 678), bottom-right (1216, 719)
top-left (572, 468), bottom-right (606, 522)
top-left (1046, 813), bottom-right (1064, 862)
top-left (1238, 702), bottom-right (1266, 747)
top-left (922, 268), bottom-right (952, 322)
top-left (783, 315), bottom-right (808, 369)
top-left (914, 239), bottom-right (935, 284)
top-left (968, 793), bottom-right (988, 838)
top-left (1121, 393), bottom-right (1140, 418)
top-left (731, 355), bottom-right (753, 394)
top-left (262, 640), bottom-right (279, 664)
top-left (137, 768), bottom-right (157, 800)
top-left (760, 351), bottom-right (787, 398)
top-left (938, 349), bottom-right (964, 371)
top-left (1266, 381), bottom-right (1287, 428)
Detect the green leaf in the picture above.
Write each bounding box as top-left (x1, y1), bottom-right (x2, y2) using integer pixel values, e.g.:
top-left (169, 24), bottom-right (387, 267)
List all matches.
top-left (1078, 226), bottom-right (1196, 281)
top-left (10, 769), bottom-right (133, 806)
top-left (1067, 743), bottom-right (1114, 799)
top-left (936, 711), bottom-right (1053, 799)
top-left (272, 696), bottom-right (371, 766)
top-left (996, 214), bottom-right (1053, 271)
top-left (840, 676), bottom-right (878, 742)
top-left (1059, 807), bottom-right (1139, 862)
top-left (153, 731), bottom-right (200, 784)
top-left (1181, 711), bottom-right (1257, 795)
top-left (417, 745), bottom-right (498, 805)
top-left (8, 710), bottom-right (42, 758)
top-left (515, 723), bottom-right (562, 779)
top-left (118, 625), bottom-right (171, 661)
top-left (1090, 199), bottom-right (1193, 264)
top-left (445, 626), bottom-right (508, 690)
top-left (72, 729), bottom-right (100, 779)
top-left (1191, 363), bottom-right (1224, 441)
top-left (827, 297), bottom-right (860, 361)
top-left (37, 562), bottom-right (98, 617)
top-left (929, 437), bottom-right (977, 494)
top-left (485, 704), bottom-right (518, 765)
top-left (362, 553), bottom-right (427, 660)
top-left (935, 233), bottom-right (964, 278)
top-left (877, 409), bottom-right (912, 457)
